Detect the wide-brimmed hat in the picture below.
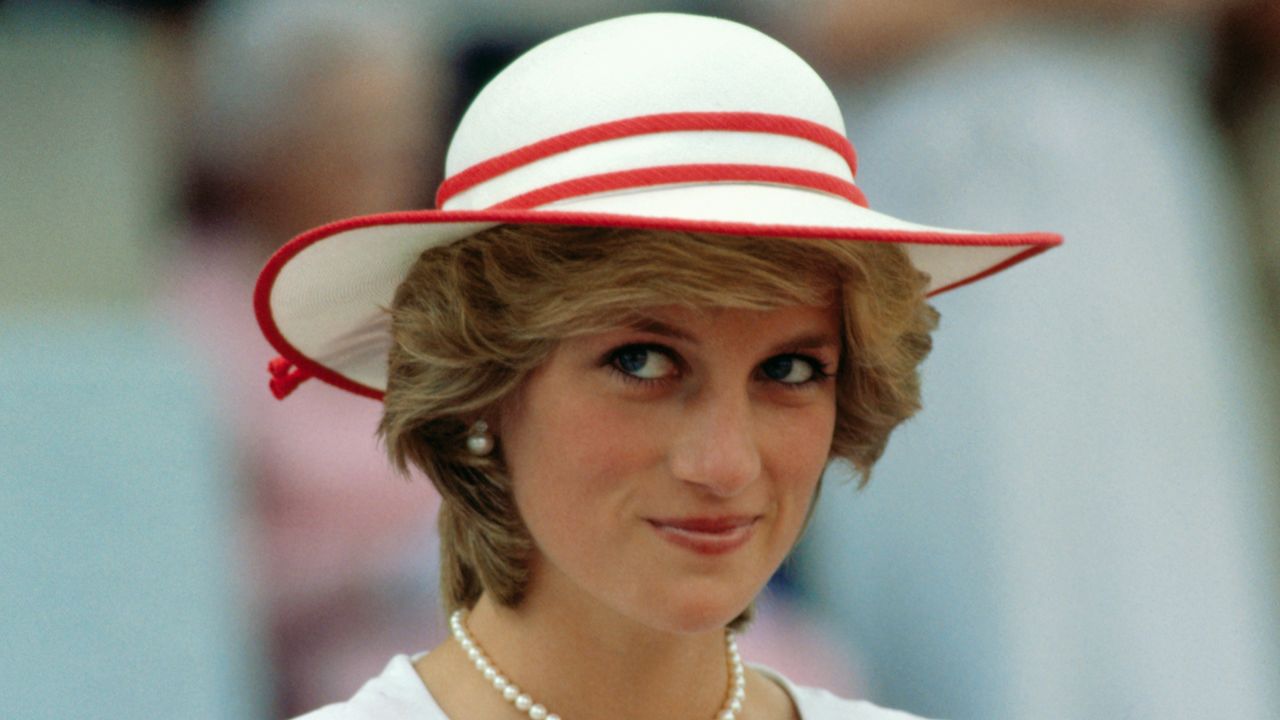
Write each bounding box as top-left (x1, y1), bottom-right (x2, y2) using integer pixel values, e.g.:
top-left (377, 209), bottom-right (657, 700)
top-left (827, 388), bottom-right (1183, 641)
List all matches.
top-left (255, 12), bottom-right (1060, 401)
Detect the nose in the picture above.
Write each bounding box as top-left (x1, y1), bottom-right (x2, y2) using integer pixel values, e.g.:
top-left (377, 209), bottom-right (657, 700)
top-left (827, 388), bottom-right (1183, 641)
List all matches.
top-left (667, 386), bottom-right (762, 497)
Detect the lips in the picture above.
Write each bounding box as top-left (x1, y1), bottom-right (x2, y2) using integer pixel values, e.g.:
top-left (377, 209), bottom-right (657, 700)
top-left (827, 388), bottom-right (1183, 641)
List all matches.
top-left (646, 515), bottom-right (759, 555)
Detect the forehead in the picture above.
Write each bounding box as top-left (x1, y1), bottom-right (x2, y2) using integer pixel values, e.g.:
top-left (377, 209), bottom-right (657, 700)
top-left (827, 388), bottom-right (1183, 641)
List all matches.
top-left (630, 302), bottom-right (837, 328)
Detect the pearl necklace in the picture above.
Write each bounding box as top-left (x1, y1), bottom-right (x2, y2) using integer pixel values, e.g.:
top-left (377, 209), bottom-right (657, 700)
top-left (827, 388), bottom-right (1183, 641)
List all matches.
top-left (449, 609), bottom-right (746, 720)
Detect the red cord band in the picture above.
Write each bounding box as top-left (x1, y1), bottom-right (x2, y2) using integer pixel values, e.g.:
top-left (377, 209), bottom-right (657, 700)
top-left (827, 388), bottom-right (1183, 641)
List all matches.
top-left (436, 111), bottom-right (858, 208)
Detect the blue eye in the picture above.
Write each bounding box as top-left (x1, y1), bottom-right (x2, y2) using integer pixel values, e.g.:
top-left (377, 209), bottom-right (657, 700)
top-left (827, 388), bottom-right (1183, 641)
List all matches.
top-left (761, 355), bottom-right (824, 385)
top-left (610, 345), bottom-right (677, 381)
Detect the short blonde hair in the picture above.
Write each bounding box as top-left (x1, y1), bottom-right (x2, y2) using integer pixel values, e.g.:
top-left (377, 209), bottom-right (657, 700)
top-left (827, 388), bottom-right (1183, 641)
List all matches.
top-left (379, 224), bottom-right (938, 621)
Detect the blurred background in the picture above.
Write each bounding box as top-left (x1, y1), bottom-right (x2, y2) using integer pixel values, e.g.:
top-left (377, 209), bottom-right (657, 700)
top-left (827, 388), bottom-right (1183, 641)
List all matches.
top-left (2, 1), bottom-right (1277, 718)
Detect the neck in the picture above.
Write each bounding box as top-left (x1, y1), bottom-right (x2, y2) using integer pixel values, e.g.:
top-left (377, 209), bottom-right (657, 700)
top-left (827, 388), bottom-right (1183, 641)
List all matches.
top-left (454, 594), bottom-right (733, 720)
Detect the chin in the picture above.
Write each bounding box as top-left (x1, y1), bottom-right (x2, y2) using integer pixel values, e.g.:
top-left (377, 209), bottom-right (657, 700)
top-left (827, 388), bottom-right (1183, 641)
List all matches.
top-left (636, 591), bottom-right (753, 636)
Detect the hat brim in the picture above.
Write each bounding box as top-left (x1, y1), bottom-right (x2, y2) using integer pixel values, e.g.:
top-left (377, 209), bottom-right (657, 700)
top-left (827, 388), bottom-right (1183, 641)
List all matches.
top-left (255, 183), bottom-right (1060, 399)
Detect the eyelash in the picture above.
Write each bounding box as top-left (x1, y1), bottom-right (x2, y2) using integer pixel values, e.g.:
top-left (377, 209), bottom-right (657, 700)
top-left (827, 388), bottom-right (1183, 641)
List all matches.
top-left (603, 343), bottom-right (834, 389)
top-left (766, 355), bottom-right (834, 389)
top-left (604, 344), bottom-right (676, 387)
top-left (774, 356), bottom-right (835, 390)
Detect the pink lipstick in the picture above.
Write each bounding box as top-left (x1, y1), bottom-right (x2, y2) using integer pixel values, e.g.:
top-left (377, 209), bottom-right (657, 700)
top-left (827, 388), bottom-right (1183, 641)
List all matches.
top-left (646, 515), bottom-right (758, 556)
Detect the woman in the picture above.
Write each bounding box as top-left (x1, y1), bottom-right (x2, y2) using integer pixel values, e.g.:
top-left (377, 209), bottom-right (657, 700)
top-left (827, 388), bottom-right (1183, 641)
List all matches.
top-left (254, 13), bottom-right (1059, 720)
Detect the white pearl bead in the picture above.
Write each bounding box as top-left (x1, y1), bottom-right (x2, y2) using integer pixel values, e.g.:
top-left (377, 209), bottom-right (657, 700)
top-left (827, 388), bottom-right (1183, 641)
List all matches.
top-left (529, 703), bottom-right (547, 720)
top-left (466, 433), bottom-right (494, 456)
top-left (493, 676), bottom-right (508, 690)
top-left (546, 715), bottom-right (560, 720)
top-left (483, 667), bottom-right (497, 680)
top-left (718, 710), bottom-right (735, 720)
top-left (467, 647), bottom-right (480, 661)
top-left (503, 686), bottom-right (520, 701)
top-left (730, 697), bottom-right (742, 712)
top-left (516, 694), bottom-right (533, 711)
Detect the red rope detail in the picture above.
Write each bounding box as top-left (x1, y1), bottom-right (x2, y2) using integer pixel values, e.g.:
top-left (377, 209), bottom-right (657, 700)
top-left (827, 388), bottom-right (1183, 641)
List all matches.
top-left (267, 355), bottom-right (312, 400)
top-left (491, 164), bottom-right (869, 210)
top-left (436, 112), bottom-right (857, 207)
top-left (267, 356), bottom-right (292, 376)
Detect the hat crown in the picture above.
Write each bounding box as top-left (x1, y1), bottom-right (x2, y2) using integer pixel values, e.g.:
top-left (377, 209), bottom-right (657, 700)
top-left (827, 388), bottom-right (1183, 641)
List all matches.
top-left (441, 13), bottom-right (850, 210)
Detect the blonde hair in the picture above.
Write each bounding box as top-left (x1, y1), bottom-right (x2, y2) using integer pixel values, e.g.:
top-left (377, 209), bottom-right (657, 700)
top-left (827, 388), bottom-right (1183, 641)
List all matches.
top-left (379, 224), bottom-right (938, 622)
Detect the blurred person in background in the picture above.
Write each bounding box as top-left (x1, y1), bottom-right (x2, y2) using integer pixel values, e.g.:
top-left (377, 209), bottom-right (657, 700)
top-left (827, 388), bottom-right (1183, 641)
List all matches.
top-left (1215, 0), bottom-right (1280, 329)
top-left (2, 2), bottom-right (269, 717)
top-left (742, 1), bottom-right (1280, 719)
top-left (168, 0), bottom-right (446, 713)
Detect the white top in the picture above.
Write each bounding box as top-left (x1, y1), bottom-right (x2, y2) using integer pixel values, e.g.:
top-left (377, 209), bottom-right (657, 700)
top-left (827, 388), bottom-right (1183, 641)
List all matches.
top-left (295, 654), bottom-right (934, 720)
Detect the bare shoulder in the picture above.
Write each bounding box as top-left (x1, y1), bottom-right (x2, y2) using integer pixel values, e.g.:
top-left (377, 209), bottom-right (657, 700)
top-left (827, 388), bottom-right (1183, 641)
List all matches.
top-left (746, 666), bottom-right (802, 720)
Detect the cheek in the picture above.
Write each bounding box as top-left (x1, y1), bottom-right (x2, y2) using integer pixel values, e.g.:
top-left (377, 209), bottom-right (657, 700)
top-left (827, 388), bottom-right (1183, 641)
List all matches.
top-left (507, 390), bottom-right (662, 537)
top-left (763, 403), bottom-right (835, 511)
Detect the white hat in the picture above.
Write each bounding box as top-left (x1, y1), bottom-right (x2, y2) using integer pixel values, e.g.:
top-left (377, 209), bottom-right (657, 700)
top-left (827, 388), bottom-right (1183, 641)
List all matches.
top-left (255, 12), bottom-right (1061, 400)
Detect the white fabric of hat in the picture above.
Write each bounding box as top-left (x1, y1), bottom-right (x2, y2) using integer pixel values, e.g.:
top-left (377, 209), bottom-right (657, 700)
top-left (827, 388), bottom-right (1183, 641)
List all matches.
top-left (256, 13), bottom-right (1060, 401)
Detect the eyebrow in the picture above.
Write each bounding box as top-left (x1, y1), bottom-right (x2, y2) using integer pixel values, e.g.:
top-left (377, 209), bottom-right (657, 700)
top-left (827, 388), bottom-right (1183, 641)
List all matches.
top-left (624, 318), bottom-right (840, 354)
top-left (770, 332), bottom-right (841, 354)
top-left (625, 318), bottom-right (696, 344)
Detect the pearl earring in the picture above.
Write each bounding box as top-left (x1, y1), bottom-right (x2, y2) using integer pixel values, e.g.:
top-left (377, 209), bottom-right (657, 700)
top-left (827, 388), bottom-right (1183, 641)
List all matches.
top-left (466, 420), bottom-right (494, 456)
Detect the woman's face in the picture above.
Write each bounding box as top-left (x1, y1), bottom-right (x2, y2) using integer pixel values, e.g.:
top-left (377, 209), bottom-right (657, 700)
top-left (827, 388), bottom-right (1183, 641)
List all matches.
top-left (500, 303), bottom-right (839, 635)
